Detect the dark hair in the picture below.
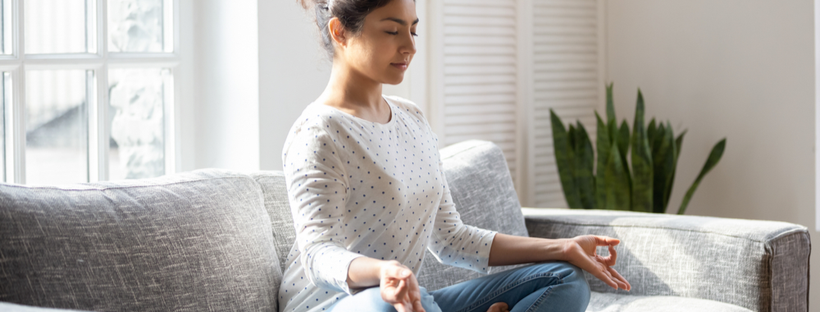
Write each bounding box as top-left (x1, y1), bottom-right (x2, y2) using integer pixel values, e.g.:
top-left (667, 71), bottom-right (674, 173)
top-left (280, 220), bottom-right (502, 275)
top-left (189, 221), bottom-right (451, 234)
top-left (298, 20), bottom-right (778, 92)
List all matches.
top-left (298, 0), bottom-right (396, 59)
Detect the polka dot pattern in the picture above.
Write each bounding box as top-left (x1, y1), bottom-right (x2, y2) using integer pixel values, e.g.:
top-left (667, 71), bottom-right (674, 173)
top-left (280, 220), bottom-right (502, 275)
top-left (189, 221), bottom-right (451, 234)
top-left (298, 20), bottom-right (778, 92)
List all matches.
top-left (279, 95), bottom-right (497, 312)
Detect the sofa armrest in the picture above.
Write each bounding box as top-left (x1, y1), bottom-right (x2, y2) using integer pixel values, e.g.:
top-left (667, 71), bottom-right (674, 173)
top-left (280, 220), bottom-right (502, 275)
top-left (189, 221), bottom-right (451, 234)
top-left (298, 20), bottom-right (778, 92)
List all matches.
top-left (522, 208), bottom-right (810, 312)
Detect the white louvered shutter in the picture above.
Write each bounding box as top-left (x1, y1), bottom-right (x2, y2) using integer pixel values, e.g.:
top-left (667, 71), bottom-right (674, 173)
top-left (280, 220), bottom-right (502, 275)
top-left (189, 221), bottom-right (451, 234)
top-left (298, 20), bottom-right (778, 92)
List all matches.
top-left (438, 0), bottom-right (520, 185)
top-left (531, 0), bottom-right (602, 207)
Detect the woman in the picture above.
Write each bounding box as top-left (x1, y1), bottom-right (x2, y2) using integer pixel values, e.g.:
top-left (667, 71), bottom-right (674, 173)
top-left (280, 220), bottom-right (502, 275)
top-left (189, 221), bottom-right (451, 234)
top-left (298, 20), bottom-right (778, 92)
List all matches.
top-left (281, 0), bottom-right (631, 311)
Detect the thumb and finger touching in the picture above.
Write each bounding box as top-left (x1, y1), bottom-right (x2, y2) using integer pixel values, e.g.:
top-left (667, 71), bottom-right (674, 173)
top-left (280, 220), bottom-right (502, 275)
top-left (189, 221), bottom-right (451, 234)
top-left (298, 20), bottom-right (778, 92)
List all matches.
top-left (574, 235), bottom-right (630, 291)
top-left (382, 263), bottom-right (424, 312)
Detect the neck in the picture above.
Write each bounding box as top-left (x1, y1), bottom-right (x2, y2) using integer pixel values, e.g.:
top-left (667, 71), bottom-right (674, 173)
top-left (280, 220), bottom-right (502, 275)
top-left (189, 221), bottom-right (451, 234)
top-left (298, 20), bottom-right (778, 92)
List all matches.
top-left (320, 60), bottom-right (384, 110)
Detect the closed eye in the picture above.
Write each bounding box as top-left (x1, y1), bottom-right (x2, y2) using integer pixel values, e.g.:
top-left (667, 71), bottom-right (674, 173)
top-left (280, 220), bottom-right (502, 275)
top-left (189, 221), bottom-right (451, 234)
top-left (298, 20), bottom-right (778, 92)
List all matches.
top-left (385, 31), bottom-right (419, 37)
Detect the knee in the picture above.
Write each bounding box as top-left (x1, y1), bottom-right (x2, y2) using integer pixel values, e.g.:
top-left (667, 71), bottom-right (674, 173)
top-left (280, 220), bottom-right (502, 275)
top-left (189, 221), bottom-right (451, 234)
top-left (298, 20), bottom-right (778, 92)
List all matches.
top-left (418, 287), bottom-right (442, 312)
top-left (557, 263), bottom-right (591, 307)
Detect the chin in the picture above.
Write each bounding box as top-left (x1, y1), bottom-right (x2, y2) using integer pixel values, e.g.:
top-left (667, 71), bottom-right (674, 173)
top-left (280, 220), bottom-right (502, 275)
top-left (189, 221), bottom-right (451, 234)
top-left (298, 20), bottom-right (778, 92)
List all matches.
top-left (383, 75), bottom-right (405, 85)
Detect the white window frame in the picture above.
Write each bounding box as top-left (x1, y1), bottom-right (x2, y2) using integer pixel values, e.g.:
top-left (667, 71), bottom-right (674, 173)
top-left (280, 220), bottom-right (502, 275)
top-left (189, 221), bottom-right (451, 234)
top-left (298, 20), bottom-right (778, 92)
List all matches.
top-left (2, 0), bottom-right (181, 184)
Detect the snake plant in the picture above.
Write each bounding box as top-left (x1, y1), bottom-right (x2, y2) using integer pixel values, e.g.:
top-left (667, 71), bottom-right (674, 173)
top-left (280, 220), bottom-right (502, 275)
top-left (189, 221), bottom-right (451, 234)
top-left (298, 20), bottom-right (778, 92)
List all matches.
top-left (550, 83), bottom-right (726, 214)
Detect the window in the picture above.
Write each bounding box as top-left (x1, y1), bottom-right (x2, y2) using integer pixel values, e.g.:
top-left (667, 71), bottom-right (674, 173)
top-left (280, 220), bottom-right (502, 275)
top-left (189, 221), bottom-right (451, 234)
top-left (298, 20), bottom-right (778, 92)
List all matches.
top-left (3, 0), bottom-right (177, 185)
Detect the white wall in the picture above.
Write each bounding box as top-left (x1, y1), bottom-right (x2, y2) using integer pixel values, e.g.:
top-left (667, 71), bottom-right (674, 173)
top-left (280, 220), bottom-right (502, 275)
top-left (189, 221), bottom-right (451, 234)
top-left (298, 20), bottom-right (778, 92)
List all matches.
top-left (258, 0), bottom-right (329, 171)
top-left (191, 0), bottom-right (260, 171)
top-left (606, 0), bottom-right (818, 307)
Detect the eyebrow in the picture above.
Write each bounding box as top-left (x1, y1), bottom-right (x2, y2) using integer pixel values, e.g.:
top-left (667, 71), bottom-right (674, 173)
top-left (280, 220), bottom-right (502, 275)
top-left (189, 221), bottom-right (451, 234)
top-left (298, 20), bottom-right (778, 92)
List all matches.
top-left (381, 17), bottom-right (420, 26)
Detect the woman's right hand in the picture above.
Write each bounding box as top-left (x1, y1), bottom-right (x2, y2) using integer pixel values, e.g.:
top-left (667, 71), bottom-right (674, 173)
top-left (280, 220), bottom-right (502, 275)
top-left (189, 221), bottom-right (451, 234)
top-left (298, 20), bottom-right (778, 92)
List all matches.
top-left (379, 260), bottom-right (425, 312)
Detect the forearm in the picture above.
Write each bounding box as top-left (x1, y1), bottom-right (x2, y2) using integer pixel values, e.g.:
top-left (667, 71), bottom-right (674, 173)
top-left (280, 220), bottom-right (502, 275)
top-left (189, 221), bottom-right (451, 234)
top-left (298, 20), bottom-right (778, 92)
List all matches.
top-left (488, 233), bottom-right (568, 266)
top-left (346, 256), bottom-right (387, 289)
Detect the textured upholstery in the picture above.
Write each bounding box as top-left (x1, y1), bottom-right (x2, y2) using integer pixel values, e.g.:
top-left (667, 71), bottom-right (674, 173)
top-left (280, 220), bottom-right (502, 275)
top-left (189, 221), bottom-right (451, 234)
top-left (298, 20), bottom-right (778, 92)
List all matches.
top-left (0, 302), bottom-right (89, 312)
top-left (523, 208), bottom-right (810, 312)
top-left (587, 292), bottom-right (752, 312)
top-left (249, 171), bottom-right (296, 274)
top-left (0, 169), bottom-right (281, 311)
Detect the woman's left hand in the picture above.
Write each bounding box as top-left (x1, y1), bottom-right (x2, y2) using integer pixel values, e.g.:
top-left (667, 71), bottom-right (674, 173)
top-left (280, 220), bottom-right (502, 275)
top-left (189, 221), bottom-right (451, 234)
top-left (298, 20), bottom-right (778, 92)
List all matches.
top-left (561, 235), bottom-right (631, 291)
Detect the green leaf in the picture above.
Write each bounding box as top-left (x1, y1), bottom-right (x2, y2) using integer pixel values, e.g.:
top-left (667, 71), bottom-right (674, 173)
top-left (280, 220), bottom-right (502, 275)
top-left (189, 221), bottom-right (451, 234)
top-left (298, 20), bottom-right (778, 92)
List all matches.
top-left (647, 118), bottom-right (657, 147)
top-left (630, 89), bottom-right (653, 212)
top-left (604, 144), bottom-right (631, 210)
top-left (665, 129), bottom-right (686, 210)
top-left (550, 109), bottom-right (582, 208)
top-left (595, 112), bottom-right (610, 209)
top-left (652, 122), bottom-right (676, 213)
top-left (652, 123), bottom-right (666, 156)
top-left (574, 122), bottom-right (596, 209)
top-left (616, 120), bottom-right (632, 192)
top-left (617, 120), bottom-right (630, 163)
top-left (606, 82), bottom-right (616, 124)
top-left (678, 138), bottom-right (726, 215)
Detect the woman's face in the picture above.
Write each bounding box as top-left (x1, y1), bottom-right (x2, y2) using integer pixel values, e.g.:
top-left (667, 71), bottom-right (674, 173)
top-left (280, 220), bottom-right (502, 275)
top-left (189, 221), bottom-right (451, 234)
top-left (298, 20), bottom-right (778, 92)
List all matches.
top-left (338, 0), bottom-right (418, 85)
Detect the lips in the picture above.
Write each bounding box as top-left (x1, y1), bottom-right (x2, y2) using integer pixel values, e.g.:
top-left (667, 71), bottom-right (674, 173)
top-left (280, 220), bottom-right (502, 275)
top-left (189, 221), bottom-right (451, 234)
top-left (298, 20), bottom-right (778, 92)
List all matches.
top-left (391, 62), bottom-right (408, 71)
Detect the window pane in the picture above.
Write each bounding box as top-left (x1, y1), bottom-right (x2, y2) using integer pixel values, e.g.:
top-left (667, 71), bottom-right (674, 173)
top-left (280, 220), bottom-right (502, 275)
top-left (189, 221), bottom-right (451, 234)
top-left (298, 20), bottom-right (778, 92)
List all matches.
top-left (1, 0), bottom-right (12, 54)
top-left (26, 70), bottom-right (90, 185)
top-left (108, 0), bottom-right (172, 53)
top-left (25, 0), bottom-right (96, 54)
top-left (108, 68), bottom-right (168, 180)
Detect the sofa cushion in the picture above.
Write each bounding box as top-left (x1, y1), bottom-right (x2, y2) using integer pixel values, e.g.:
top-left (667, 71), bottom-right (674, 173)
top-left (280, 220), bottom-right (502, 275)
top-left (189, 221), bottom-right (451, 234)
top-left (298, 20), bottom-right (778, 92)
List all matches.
top-left (248, 171), bottom-right (297, 274)
top-left (587, 292), bottom-right (753, 312)
top-left (416, 140), bottom-right (529, 290)
top-left (0, 169), bottom-right (280, 311)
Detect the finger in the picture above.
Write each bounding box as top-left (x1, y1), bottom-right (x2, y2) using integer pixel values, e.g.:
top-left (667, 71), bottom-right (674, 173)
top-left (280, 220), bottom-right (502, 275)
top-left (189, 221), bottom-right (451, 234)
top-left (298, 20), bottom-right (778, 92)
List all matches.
top-left (413, 298), bottom-right (425, 312)
top-left (606, 245), bottom-right (618, 266)
top-left (594, 236), bottom-right (620, 246)
top-left (395, 278), bottom-right (408, 297)
top-left (388, 266), bottom-right (412, 279)
top-left (408, 275), bottom-right (424, 312)
top-left (575, 254), bottom-right (619, 290)
top-left (385, 278), bottom-right (408, 304)
top-left (394, 303), bottom-right (408, 312)
top-left (607, 266), bottom-right (631, 291)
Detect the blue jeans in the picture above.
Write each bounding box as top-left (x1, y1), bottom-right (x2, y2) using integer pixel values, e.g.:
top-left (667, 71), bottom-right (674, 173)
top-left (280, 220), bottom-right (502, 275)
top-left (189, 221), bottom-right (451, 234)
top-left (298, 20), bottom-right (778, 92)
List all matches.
top-left (328, 262), bottom-right (591, 312)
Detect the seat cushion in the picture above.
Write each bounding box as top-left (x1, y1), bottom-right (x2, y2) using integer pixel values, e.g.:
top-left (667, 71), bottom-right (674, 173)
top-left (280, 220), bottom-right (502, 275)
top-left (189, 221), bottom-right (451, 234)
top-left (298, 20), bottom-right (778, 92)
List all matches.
top-left (0, 169), bottom-right (280, 312)
top-left (587, 292), bottom-right (753, 312)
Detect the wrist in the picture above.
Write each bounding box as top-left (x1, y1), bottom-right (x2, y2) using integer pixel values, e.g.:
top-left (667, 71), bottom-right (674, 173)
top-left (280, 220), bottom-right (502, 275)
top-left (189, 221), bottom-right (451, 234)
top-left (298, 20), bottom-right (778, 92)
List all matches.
top-left (555, 238), bottom-right (573, 262)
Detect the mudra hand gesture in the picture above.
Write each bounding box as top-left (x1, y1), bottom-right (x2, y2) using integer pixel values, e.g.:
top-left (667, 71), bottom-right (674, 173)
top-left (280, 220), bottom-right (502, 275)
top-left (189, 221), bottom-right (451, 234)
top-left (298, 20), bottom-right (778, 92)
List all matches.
top-left (379, 260), bottom-right (425, 312)
top-left (562, 235), bottom-right (631, 291)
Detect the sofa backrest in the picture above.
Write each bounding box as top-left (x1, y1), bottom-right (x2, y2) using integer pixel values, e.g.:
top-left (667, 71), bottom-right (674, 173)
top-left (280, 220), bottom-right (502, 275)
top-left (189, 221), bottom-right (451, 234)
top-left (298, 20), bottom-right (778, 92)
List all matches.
top-left (0, 170), bottom-right (281, 311)
top-left (251, 140), bottom-right (529, 291)
top-left (248, 171), bottom-right (296, 274)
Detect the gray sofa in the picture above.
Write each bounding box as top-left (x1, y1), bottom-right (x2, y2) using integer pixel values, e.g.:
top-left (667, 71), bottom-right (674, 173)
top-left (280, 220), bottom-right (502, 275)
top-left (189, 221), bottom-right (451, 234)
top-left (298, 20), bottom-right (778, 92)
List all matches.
top-left (0, 140), bottom-right (810, 312)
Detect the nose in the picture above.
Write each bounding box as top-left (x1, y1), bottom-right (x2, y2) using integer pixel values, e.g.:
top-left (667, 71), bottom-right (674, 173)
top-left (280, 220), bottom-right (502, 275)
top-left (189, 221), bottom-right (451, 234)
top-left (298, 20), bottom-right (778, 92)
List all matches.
top-left (400, 31), bottom-right (417, 56)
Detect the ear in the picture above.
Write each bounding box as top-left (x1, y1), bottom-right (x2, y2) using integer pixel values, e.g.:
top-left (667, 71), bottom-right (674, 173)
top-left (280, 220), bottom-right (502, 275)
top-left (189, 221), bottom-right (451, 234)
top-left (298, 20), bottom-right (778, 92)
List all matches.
top-left (328, 17), bottom-right (347, 48)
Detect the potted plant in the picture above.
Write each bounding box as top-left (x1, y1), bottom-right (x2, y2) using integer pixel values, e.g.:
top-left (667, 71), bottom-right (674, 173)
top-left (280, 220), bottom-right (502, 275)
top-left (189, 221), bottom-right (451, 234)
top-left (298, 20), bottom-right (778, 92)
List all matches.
top-left (550, 84), bottom-right (726, 214)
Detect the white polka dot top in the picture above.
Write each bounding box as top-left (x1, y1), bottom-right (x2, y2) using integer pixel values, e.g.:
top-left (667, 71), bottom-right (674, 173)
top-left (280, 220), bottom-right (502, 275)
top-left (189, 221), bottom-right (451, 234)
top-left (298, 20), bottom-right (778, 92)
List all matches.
top-left (278, 95), bottom-right (498, 312)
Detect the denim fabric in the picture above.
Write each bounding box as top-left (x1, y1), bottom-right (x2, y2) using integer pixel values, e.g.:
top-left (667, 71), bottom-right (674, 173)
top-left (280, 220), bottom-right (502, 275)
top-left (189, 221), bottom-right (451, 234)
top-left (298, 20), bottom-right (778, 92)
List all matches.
top-left (327, 262), bottom-right (590, 312)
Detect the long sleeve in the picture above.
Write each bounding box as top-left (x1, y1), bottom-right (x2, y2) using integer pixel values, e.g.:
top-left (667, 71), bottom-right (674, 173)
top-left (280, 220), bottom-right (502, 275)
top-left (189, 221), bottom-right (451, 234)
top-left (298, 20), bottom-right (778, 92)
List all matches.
top-left (426, 137), bottom-right (498, 273)
top-left (282, 125), bottom-right (364, 295)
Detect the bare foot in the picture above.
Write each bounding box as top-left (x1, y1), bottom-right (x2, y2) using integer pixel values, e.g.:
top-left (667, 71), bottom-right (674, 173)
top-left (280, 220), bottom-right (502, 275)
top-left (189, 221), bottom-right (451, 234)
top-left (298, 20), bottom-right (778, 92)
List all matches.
top-left (487, 302), bottom-right (509, 312)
